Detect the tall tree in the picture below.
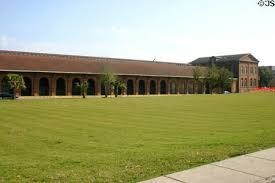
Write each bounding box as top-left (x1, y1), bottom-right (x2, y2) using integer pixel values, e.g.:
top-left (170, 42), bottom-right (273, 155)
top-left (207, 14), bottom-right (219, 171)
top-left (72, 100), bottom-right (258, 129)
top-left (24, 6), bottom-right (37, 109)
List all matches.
top-left (100, 70), bottom-right (116, 97)
top-left (217, 67), bottom-right (233, 93)
top-left (114, 80), bottom-right (126, 97)
top-left (206, 66), bottom-right (220, 94)
top-left (259, 67), bottom-right (273, 87)
top-left (77, 81), bottom-right (88, 98)
top-left (192, 66), bottom-right (202, 94)
top-left (5, 74), bottom-right (26, 98)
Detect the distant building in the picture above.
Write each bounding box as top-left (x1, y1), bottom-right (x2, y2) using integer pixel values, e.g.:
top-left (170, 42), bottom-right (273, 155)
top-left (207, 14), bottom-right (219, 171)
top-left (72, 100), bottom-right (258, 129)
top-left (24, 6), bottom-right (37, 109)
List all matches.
top-left (0, 50), bottom-right (260, 97)
top-left (190, 54), bottom-right (260, 93)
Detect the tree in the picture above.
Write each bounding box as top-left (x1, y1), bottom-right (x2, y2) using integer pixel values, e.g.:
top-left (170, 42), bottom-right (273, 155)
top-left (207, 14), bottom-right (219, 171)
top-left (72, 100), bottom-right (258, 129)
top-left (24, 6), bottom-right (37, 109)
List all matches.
top-left (259, 67), bottom-right (273, 87)
top-left (192, 66), bottom-right (202, 94)
top-left (217, 67), bottom-right (233, 93)
top-left (4, 74), bottom-right (26, 98)
top-left (206, 66), bottom-right (220, 94)
top-left (77, 81), bottom-right (88, 98)
top-left (206, 66), bottom-right (233, 94)
top-left (100, 70), bottom-right (116, 97)
top-left (114, 80), bottom-right (126, 97)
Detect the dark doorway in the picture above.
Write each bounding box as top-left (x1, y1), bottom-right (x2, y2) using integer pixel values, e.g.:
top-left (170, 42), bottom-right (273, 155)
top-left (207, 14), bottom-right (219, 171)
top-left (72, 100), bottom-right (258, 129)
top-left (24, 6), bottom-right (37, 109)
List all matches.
top-left (21, 77), bottom-right (32, 96)
top-left (150, 80), bottom-right (156, 94)
top-left (56, 78), bottom-right (66, 96)
top-left (39, 77), bottom-right (49, 96)
top-left (138, 80), bottom-right (145, 95)
top-left (127, 80), bottom-right (134, 95)
top-left (87, 79), bottom-right (95, 95)
top-left (72, 78), bottom-right (81, 95)
top-left (160, 80), bottom-right (166, 94)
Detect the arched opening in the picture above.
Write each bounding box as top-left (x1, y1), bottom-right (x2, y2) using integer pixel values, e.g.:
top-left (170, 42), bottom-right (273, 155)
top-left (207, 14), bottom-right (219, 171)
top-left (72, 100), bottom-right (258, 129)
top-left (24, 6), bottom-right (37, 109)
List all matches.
top-left (72, 78), bottom-right (81, 95)
top-left (127, 79), bottom-right (134, 95)
top-left (56, 78), bottom-right (66, 96)
top-left (170, 81), bottom-right (176, 94)
top-left (138, 80), bottom-right (145, 95)
top-left (1, 77), bottom-right (13, 94)
top-left (160, 80), bottom-right (166, 94)
top-left (87, 79), bottom-right (95, 95)
top-left (39, 77), bottom-right (49, 96)
top-left (150, 80), bottom-right (156, 94)
top-left (188, 81), bottom-right (194, 94)
top-left (179, 82), bottom-right (185, 94)
top-left (21, 77), bottom-right (32, 96)
top-left (250, 78), bottom-right (253, 88)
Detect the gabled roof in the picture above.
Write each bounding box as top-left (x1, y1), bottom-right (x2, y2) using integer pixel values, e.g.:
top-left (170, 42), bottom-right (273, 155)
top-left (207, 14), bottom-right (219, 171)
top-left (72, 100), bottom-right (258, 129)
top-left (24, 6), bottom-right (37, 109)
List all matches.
top-left (0, 50), bottom-right (203, 78)
top-left (190, 53), bottom-right (259, 65)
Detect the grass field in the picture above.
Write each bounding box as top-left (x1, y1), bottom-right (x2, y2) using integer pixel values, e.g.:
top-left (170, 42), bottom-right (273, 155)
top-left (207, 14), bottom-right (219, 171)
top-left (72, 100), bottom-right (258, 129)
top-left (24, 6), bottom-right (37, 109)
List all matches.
top-left (0, 93), bottom-right (275, 182)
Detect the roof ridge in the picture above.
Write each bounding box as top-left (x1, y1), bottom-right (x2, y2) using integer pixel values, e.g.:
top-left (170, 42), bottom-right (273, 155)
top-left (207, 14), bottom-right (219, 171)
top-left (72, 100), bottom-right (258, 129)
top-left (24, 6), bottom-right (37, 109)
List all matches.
top-left (0, 49), bottom-right (189, 66)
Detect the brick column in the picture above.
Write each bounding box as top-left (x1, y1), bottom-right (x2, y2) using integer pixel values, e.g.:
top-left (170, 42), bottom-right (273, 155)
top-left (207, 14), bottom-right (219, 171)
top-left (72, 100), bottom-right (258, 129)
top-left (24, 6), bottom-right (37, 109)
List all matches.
top-left (135, 79), bottom-right (139, 95)
top-left (157, 79), bottom-right (161, 95)
top-left (176, 80), bottom-right (180, 94)
top-left (51, 76), bottom-right (56, 96)
top-left (167, 80), bottom-right (170, 95)
top-left (146, 79), bottom-right (150, 95)
top-left (95, 77), bottom-right (101, 96)
top-left (67, 76), bottom-right (72, 96)
top-left (185, 80), bottom-right (189, 94)
top-left (33, 75), bottom-right (39, 96)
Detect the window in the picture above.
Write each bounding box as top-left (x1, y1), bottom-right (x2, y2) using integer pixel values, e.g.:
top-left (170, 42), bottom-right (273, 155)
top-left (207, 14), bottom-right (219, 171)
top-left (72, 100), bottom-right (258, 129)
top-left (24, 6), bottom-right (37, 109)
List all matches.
top-left (241, 79), bottom-right (243, 88)
top-left (241, 66), bottom-right (244, 75)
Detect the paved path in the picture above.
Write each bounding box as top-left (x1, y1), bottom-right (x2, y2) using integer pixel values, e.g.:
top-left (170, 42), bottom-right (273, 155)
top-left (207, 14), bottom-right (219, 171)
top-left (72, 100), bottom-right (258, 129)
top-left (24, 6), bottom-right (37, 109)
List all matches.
top-left (140, 147), bottom-right (275, 183)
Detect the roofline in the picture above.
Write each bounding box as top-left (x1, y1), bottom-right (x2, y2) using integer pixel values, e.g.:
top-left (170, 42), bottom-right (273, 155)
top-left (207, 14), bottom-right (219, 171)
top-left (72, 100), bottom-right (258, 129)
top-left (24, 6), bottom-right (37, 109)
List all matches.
top-left (0, 49), bottom-right (190, 66)
top-left (0, 69), bottom-right (203, 79)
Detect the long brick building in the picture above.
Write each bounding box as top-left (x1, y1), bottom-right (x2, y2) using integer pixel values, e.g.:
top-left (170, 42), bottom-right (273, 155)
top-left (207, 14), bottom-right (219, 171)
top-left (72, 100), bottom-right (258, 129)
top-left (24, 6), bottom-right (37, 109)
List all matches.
top-left (0, 50), bottom-right (259, 97)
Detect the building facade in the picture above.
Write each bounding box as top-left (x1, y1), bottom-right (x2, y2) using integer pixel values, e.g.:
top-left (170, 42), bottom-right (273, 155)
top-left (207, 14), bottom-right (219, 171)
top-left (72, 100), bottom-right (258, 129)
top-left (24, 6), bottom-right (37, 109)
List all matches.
top-left (191, 54), bottom-right (260, 93)
top-left (0, 51), bottom-right (260, 97)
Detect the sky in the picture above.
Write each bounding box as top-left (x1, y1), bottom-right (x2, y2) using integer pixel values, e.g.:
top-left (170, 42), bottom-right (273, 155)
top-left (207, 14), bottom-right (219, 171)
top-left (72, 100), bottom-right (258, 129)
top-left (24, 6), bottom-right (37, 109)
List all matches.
top-left (0, 0), bottom-right (274, 65)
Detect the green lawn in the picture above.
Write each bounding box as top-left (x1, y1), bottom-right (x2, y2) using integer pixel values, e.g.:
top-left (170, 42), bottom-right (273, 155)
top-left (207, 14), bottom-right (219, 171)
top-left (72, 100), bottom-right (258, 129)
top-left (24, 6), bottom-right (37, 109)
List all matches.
top-left (0, 93), bottom-right (275, 182)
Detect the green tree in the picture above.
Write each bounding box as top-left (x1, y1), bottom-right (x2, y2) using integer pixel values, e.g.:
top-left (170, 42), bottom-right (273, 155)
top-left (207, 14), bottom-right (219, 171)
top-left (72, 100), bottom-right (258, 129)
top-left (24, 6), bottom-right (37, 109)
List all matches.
top-left (114, 80), bottom-right (126, 97)
top-left (206, 66), bottom-right (220, 94)
top-left (5, 74), bottom-right (26, 98)
top-left (100, 70), bottom-right (116, 97)
top-left (217, 67), bottom-right (233, 93)
top-left (192, 66), bottom-right (202, 94)
top-left (259, 67), bottom-right (273, 87)
top-left (77, 81), bottom-right (88, 98)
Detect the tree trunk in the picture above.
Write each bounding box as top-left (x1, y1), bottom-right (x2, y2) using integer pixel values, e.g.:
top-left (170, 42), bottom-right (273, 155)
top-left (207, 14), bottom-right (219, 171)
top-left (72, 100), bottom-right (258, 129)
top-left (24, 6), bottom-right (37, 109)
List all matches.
top-left (104, 84), bottom-right (108, 98)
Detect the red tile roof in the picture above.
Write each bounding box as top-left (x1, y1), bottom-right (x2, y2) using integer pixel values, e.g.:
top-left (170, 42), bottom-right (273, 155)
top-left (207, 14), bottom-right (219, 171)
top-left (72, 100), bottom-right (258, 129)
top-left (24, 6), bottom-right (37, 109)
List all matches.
top-left (0, 50), bottom-right (203, 78)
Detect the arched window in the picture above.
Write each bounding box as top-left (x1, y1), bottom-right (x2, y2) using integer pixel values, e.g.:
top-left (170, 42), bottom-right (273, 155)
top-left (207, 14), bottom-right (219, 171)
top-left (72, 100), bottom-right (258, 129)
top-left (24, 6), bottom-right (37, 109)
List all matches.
top-left (241, 79), bottom-right (243, 88)
top-left (87, 79), bottom-right (95, 95)
top-left (138, 80), bottom-right (145, 95)
top-left (56, 78), bottom-right (66, 96)
top-left (170, 81), bottom-right (176, 94)
top-left (244, 79), bottom-right (247, 88)
top-left (160, 80), bottom-right (166, 94)
top-left (21, 77), bottom-right (32, 96)
top-left (150, 80), bottom-right (156, 94)
top-left (39, 77), bottom-right (49, 96)
top-left (250, 78), bottom-right (253, 87)
top-left (72, 78), bottom-right (81, 95)
top-left (127, 79), bottom-right (134, 95)
top-left (241, 66), bottom-right (244, 75)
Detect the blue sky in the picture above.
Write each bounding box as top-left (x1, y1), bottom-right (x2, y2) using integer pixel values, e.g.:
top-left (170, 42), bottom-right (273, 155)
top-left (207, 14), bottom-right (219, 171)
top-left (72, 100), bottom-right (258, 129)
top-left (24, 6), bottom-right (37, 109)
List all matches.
top-left (0, 0), bottom-right (274, 65)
